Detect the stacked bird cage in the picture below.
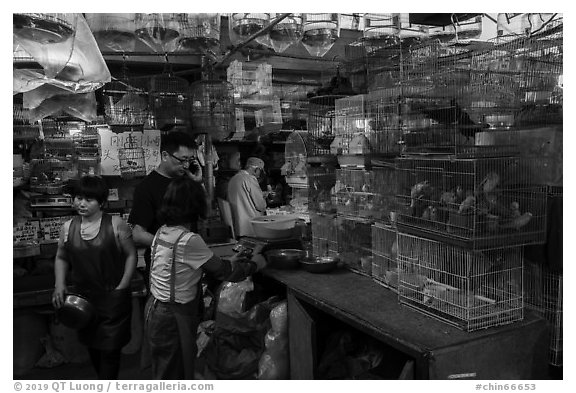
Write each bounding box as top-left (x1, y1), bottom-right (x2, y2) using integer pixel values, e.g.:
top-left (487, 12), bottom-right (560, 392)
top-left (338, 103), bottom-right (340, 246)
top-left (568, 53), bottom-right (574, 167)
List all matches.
top-left (397, 233), bottom-right (524, 331)
top-left (333, 89), bottom-right (403, 167)
top-left (396, 156), bottom-right (547, 250)
top-left (13, 102), bottom-right (40, 140)
top-left (307, 95), bottom-right (346, 158)
top-left (336, 215), bottom-right (373, 276)
top-left (283, 131), bottom-right (311, 190)
top-left (310, 211), bottom-right (338, 258)
top-left (189, 80), bottom-right (235, 141)
top-left (306, 164), bottom-right (336, 214)
top-left (149, 67), bottom-right (190, 131)
top-left (371, 223), bottom-right (398, 290)
top-left (524, 259), bottom-right (562, 366)
top-left (334, 163), bottom-right (398, 223)
top-left (226, 60), bottom-right (273, 101)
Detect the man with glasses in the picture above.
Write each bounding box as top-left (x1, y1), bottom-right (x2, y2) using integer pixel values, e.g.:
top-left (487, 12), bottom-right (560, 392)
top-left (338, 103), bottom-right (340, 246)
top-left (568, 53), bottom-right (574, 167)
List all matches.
top-left (128, 131), bottom-right (203, 284)
top-left (227, 157), bottom-right (268, 238)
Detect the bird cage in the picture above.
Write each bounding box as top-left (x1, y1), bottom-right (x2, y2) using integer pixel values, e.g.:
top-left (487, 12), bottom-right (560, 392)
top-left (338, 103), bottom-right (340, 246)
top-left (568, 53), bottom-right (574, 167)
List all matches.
top-left (524, 259), bottom-right (563, 366)
top-left (334, 163), bottom-right (398, 223)
top-left (118, 147), bottom-right (146, 179)
top-left (135, 13), bottom-right (181, 52)
top-left (13, 13), bottom-right (77, 44)
top-left (396, 156), bottom-right (548, 250)
top-left (310, 211), bottom-right (338, 258)
top-left (85, 13), bottom-right (137, 53)
top-left (102, 77), bottom-right (149, 131)
top-left (397, 233), bottom-right (524, 331)
top-left (176, 13), bottom-right (221, 55)
top-left (283, 131), bottom-right (312, 189)
top-left (228, 13), bottom-right (271, 47)
top-left (29, 158), bottom-right (74, 194)
top-left (149, 64), bottom-right (190, 131)
top-left (189, 80), bottom-right (235, 141)
top-left (307, 164), bottom-right (336, 214)
top-left (301, 13), bottom-right (340, 57)
top-left (372, 223), bottom-right (398, 289)
top-left (336, 215), bottom-right (373, 276)
top-left (308, 95), bottom-right (346, 158)
top-left (268, 13), bottom-right (303, 53)
top-left (13, 101), bottom-right (40, 140)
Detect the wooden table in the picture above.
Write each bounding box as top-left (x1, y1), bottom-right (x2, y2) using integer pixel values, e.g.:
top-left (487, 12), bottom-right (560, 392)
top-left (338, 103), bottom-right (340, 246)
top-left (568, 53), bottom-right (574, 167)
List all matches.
top-left (260, 267), bottom-right (549, 380)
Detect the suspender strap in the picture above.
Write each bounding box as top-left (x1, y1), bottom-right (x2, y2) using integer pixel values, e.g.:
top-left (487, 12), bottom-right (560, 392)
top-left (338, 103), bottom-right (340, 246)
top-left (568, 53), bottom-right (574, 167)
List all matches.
top-left (170, 231), bottom-right (187, 303)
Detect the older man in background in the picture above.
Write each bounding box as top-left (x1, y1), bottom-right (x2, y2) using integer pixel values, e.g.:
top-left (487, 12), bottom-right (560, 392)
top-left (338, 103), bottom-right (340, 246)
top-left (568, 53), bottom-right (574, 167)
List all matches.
top-left (227, 157), bottom-right (267, 238)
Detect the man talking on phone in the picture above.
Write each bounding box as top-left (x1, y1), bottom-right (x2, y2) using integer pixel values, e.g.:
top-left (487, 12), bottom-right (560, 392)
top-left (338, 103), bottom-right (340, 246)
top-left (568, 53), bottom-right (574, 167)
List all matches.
top-left (128, 131), bottom-right (203, 285)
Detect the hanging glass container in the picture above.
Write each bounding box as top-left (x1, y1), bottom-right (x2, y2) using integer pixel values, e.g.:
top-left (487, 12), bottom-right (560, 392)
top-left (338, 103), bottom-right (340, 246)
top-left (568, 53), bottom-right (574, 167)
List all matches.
top-left (268, 13), bottom-right (304, 53)
top-left (301, 13), bottom-right (340, 57)
top-left (190, 80), bottom-right (235, 141)
top-left (176, 13), bottom-right (221, 55)
top-left (85, 13), bottom-right (137, 53)
top-left (229, 13), bottom-right (271, 46)
top-left (135, 13), bottom-right (181, 52)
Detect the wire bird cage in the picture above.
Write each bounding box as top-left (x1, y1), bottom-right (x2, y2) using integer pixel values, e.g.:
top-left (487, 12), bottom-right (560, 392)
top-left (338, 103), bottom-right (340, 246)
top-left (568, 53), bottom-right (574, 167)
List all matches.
top-left (397, 233), bottom-right (524, 331)
top-left (334, 164), bottom-right (398, 223)
top-left (310, 212), bottom-right (338, 258)
top-left (13, 102), bottom-right (40, 140)
top-left (396, 156), bottom-right (547, 250)
top-left (102, 78), bottom-right (149, 131)
top-left (149, 68), bottom-right (190, 131)
top-left (176, 13), bottom-right (221, 55)
top-left (333, 90), bottom-right (403, 165)
top-left (336, 216), bottom-right (373, 276)
top-left (283, 131), bottom-right (312, 189)
top-left (371, 223), bottom-right (398, 290)
top-left (189, 80), bottom-right (235, 141)
top-left (524, 259), bottom-right (562, 366)
top-left (85, 13), bottom-right (137, 52)
top-left (226, 60), bottom-right (273, 101)
top-left (308, 95), bottom-right (346, 158)
top-left (118, 141), bottom-right (146, 179)
top-left (307, 164), bottom-right (336, 214)
top-left (29, 158), bottom-right (74, 194)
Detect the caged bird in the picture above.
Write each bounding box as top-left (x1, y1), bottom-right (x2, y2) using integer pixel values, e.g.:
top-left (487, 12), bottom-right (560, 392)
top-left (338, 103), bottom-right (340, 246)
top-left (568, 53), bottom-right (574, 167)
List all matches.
top-left (410, 180), bottom-right (433, 218)
top-left (500, 212), bottom-right (533, 231)
top-left (458, 195), bottom-right (476, 214)
top-left (476, 172), bottom-right (500, 195)
top-left (413, 98), bottom-right (484, 141)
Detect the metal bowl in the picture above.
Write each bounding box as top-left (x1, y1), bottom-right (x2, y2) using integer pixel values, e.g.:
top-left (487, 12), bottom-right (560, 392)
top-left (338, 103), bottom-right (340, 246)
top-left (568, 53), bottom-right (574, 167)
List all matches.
top-left (300, 256), bottom-right (339, 274)
top-left (56, 294), bottom-right (96, 330)
top-left (264, 248), bottom-right (304, 269)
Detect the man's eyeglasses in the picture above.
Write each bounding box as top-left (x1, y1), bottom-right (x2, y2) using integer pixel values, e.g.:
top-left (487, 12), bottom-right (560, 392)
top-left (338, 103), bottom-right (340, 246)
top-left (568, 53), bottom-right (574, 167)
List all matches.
top-left (168, 152), bottom-right (195, 166)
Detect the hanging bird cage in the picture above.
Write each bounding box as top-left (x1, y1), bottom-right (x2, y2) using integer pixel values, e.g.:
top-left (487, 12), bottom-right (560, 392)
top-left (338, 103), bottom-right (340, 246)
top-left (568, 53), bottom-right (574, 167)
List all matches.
top-left (176, 13), bottom-right (221, 55)
top-left (118, 145), bottom-right (146, 179)
top-left (13, 13), bottom-right (77, 44)
top-left (134, 13), bottom-right (181, 52)
top-left (189, 79), bottom-right (235, 141)
top-left (268, 13), bottom-right (303, 53)
top-left (85, 13), bottom-right (137, 53)
top-left (102, 66), bottom-right (150, 131)
top-left (149, 58), bottom-right (190, 131)
top-left (308, 94), bottom-right (347, 159)
top-left (228, 13), bottom-right (271, 47)
top-left (301, 13), bottom-right (340, 57)
top-left (283, 131), bottom-right (312, 189)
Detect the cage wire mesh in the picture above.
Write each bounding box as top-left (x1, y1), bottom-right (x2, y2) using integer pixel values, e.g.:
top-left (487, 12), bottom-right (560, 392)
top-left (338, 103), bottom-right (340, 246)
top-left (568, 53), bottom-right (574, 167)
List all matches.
top-left (396, 156), bottom-right (547, 250)
top-left (102, 74), bottom-right (150, 131)
top-left (524, 259), bottom-right (562, 366)
top-left (334, 164), bottom-right (398, 223)
top-left (336, 215), bottom-right (373, 276)
top-left (397, 232), bottom-right (524, 331)
top-left (189, 80), bottom-right (235, 141)
top-left (307, 164), bottom-right (336, 214)
top-left (226, 60), bottom-right (273, 101)
top-left (371, 223), bottom-right (399, 290)
top-left (310, 211), bottom-right (338, 258)
top-left (308, 95), bottom-right (346, 157)
top-left (118, 143), bottom-right (146, 179)
top-left (149, 62), bottom-right (190, 131)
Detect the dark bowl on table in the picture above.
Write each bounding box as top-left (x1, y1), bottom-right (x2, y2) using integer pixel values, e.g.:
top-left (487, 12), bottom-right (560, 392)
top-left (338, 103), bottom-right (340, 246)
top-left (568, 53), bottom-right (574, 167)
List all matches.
top-left (265, 248), bottom-right (305, 269)
top-left (300, 256), bottom-right (339, 274)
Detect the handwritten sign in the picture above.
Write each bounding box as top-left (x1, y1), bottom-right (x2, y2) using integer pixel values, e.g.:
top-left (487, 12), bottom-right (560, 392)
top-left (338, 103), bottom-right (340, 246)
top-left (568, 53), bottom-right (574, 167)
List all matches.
top-left (39, 216), bottom-right (73, 242)
top-left (98, 127), bottom-right (161, 176)
top-left (13, 219), bottom-right (40, 244)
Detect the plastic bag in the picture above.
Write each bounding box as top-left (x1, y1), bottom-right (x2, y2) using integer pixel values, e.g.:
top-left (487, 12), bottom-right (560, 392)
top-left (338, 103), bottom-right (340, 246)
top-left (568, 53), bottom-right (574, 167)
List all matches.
top-left (269, 301), bottom-right (288, 333)
top-left (216, 278), bottom-right (254, 316)
top-left (14, 13), bottom-right (111, 95)
top-left (26, 91), bottom-right (97, 123)
top-left (257, 351), bottom-right (290, 380)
